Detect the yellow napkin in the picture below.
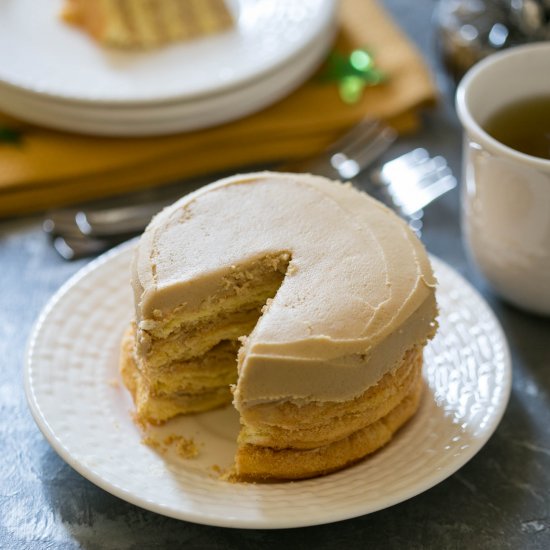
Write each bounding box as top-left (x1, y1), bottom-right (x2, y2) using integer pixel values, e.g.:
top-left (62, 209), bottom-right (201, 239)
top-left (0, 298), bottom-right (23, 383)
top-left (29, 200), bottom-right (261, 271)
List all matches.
top-left (0, 0), bottom-right (436, 218)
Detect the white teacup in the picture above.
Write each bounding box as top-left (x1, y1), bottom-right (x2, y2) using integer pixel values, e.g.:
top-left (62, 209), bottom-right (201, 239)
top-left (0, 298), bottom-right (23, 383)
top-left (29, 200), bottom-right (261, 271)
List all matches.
top-left (456, 43), bottom-right (550, 316)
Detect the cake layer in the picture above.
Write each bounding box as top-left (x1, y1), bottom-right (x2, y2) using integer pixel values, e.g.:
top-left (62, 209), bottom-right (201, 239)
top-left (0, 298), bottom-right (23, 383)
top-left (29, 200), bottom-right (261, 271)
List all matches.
top-left (136, 339), bottom-right (239, 395)
top-left (120, 326), bottom-right (233, 423)
top-left (238, 346), bottom-right (423, 449)
top-left (234, 374), bottom-right (424, 481)
top-left (139, 307), bottom-right (259, 369)
top-left (139, 253), bottom-right (290, 340)
top-left (136, 253), bottom-right (290, 369)
top-left (133, 384), bottom-right (232, 425)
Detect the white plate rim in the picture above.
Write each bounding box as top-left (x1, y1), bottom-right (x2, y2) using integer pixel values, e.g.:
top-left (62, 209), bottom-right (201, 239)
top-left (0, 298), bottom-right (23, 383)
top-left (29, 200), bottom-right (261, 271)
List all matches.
top-left (0, 27), bottom-right (334, 136)
top-left (0, 0), bottom-right (337, 106)
top-left (24, 242), bottom-right (512, 529)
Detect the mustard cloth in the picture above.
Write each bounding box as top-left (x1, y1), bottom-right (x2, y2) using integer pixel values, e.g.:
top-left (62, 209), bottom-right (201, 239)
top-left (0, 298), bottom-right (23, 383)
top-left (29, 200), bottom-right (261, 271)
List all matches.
top-left (0, 0), bottom-right (436, 217)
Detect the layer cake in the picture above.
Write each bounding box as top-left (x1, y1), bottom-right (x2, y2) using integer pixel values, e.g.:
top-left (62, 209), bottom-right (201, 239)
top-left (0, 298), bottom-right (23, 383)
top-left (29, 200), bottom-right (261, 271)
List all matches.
top-left (121, 171), bottom-right (438, 480)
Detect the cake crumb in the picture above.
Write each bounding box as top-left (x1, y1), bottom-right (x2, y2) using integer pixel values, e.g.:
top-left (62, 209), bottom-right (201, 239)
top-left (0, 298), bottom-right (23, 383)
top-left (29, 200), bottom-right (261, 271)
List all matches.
top-left (261, 298), bottom-right (273, 314)
top-left (220, 466), bottom-right (240, 483)
top-left (209, 464), bottom-right (244, 482)
top-left (107, 378), bottom-right (120, 388)
top-left (141, 436), bottom-right (166, 453)
top-left (211, 464), bottom-right (223, 474)
top-left (210, 464), bottom-right (227, 477)
top-left (152, 309), bottom-right (163, 320)
top-left (163, 435), bottom-right (199, 459)
top-left (287, 263), bottom-right (298, 275)
top-left (132, 412), bottom-right (148, 431)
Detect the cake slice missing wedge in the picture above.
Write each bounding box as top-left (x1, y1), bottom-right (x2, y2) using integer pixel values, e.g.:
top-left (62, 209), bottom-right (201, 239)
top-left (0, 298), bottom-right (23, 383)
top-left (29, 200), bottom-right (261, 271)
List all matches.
top-left (122, 172), bottom-right (438, 481)
top-left (121, 252), bottom-right (290, 423)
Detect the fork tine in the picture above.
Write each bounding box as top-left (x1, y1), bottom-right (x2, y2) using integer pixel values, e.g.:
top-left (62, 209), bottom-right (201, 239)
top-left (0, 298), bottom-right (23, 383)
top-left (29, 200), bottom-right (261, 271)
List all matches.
top-left (324, 118), bottom-right (382, 154)
top-left (396, 174), bottom-right (457, 216)
top-left (330, 120), bottom-right (386, 159)
top-left (387, 159), bottom-right (450, 196)
top-left (396, 156), bottom-right (448, 183)
top-left (303, 119), bottom-right (381, 175)
top-left (411, 167), bottom-right (453, 192)
top-left (302, 118), bottom-right (393, 177)
top-left (373, 148), bottom-right (429, 183)
top-left (329, 125), bottom-right (397, 179)
top-left (376, 147), bottom-right (457, 217)
top-left (344, 126), bottom-right (397, 174)
top-left (330, 127), bottom-right (397, 180)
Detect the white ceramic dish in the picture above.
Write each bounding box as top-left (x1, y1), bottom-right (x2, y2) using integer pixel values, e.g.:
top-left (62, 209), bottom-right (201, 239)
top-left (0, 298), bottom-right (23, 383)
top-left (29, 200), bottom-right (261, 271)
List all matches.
top-left (0, 0), bottom-right (336, 105)
top-left (25, 244), bottom-right (511, 529)
top-left (456, 43), bottom-right (550, 315)
top-left (0, 29), bottom-right (333, 136)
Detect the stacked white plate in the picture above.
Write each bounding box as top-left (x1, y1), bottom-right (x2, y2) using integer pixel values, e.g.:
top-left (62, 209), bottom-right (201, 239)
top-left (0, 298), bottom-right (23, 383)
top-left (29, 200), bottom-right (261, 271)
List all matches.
top-left (0, 0), bottom-right (337, 136)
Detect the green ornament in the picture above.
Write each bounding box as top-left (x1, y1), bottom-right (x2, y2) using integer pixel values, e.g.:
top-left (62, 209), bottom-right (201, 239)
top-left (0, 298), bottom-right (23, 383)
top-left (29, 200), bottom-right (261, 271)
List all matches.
top-left (0, 126), bottom-right (23, 146)
top-left (318, 47), bottom-right (387, 104)
top-left (350, 49), bottom-right (373, 72)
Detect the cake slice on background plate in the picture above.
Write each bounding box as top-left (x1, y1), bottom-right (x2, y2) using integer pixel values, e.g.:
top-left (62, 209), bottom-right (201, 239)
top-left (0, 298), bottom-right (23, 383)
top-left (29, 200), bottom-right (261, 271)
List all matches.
top-left (62, 0), bottom-right (234, 48)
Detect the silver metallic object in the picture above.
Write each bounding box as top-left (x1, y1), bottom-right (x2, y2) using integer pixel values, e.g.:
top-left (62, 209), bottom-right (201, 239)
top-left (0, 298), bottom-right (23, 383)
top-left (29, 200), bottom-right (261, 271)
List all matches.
top-left (436, 0), bottom-right (550, 81)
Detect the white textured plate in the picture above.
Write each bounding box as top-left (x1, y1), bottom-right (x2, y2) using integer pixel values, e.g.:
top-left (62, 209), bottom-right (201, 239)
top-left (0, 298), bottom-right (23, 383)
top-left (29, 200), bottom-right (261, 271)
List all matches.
top-left (0, 0), bottom-right (336, 104)
top-left (25, 244), bottom-right (511, 529)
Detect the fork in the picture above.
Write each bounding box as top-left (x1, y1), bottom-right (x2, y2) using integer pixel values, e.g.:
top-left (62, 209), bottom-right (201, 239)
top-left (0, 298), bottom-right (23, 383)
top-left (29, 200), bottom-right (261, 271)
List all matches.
top-left (44, 119), bottom-right (456, 259)
top-left (370, 148), bottom-right (456, 216)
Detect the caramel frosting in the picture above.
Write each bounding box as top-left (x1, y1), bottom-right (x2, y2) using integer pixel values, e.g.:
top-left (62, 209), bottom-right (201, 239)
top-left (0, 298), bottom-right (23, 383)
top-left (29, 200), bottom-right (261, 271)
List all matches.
top-left (132, 172), bottom-right (437, 408)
